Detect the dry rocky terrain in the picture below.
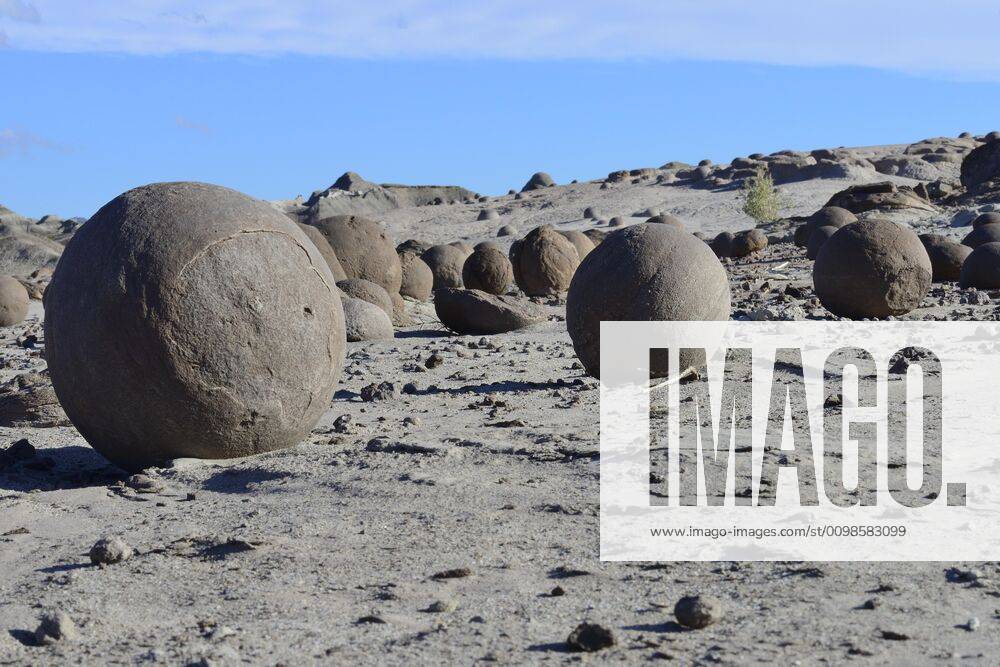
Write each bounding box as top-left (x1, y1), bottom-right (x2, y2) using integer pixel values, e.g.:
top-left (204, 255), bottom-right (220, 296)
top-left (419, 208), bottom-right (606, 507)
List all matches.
top-left (3, 134), bottom-right (1000, 665)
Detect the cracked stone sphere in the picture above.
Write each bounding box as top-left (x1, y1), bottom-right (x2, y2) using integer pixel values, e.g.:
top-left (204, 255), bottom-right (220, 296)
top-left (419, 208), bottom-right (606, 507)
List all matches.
top-left (44, 182), bottom-right (346, 471)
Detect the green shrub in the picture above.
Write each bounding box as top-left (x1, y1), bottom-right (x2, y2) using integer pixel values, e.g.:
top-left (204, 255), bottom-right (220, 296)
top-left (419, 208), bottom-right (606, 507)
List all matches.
top-left (741, 164), bottom-right (781, 224)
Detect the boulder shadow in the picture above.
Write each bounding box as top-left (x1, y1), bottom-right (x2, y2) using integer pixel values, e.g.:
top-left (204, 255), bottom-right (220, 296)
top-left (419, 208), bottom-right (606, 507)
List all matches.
top-left (201, 467), bottom-right (294, 494)
top-left (0, 445), bottom-right (125, 493)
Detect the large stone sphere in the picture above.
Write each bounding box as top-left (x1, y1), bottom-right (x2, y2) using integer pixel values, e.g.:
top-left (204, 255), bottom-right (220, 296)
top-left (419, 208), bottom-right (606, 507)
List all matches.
top-left (959, 242), bottom-right (1000, 289)
top-left (566, 224), bottom-right (731, 378)
top-left (421, 244), bottom-right (468, 290)
top-left (296, 222), bottom-right (347, 281)
top-left (972, 212), bottom-right (1000, 228)
top-left (919, 234), bottom-right (972, 282)
top-left (398, 251), bottom-right (433, 301)
top-left (813, 220), bottom-right (931, 319)
top-left (462, 246), bottom-right (514, 295)
top-left (512, 225), bottom-right (580, 296)
top-left (559, 230), bottom-right (596, 261)
top-left (806, 225), bottom-right (838, 260)
top-left (337, 278), bottom-right (392, 318)
top-left (43, 182), bottom-right (346, 471)
top-left (808, 206), bottom-right (856, 230)
top-left (311, 215), bottom-right (401, 295)
top-left (0, 277), bottom-right (29, 327)
top-left (962, 223), bottom-right (1000, 249)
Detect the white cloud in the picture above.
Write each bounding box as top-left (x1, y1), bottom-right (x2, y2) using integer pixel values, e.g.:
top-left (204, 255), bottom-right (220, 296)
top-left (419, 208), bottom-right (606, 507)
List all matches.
top-left (174, 115), bottom-right (213, 136)
top-left (0, 127), bottom-right (72, 157)
top-left (0, 0), bottom-right (40, 23)
top-left (3, 1), bottom-right (1000, 80)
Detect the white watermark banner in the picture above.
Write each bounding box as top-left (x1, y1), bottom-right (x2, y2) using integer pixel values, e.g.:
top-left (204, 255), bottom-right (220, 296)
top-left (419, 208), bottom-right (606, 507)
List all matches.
top-left (599, 321), bottom-right (1000, 561)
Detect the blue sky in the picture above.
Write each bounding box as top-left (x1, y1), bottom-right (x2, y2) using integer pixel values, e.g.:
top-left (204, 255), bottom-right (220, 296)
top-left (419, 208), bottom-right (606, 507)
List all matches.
top-left (3, 1), bottom-right (1000, 218)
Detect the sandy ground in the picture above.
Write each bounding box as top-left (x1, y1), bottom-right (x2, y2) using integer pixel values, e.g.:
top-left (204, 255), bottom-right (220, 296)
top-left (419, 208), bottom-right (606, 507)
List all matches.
top-left (3, 156), bottom-right (1000, 665)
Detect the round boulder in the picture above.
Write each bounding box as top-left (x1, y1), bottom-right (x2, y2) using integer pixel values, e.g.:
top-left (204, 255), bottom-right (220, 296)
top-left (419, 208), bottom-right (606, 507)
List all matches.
top-left (808, 206), bottom-right (856, 231)
top-left (793, 223), bottom-right (811, 248)
top-left (397, 239), bottom-right (431, 255)
top-left (398, 251), bottom-right (433, 301)
top-left (583, 206), bottom-right (597, 219)
top-left (434, 288), bottom-right (547, 335)
top-left (972, 212), bottom-right (1000, 228)
top-left (421, 244), bottom-right (468, 290)
top-left (449, 241), bottom-right (474, 256)
top-left (497, 225), bottom-right (517, 237)
top-left (477, 209), bottom-right (500, 221)
top-left (583, 229), bottom-right (608, 246)
top-left (960, 242), bottom-right (1000, 289)
top-left (710, 231), bottom-right (734, 258)
top-left (730, 229), bottom-right (768, 258)
top-left (806, 225), bottom-right (839, 260)
top-left (462, 246), bottom-right (514, 295)
top-left (609, 217), bottom-right (626, 228)
top-left (813, 220), bottom-right (932, 319)
top-left (43, 182), bottom-right (346, 471)
top-left (0, 276), bottom-right (29, 327)
top-left (512, 225), bottom-right (580, 296)
top-left (522, 172), bottom-right (555, 192)
top-left (342, 296), bottom-right (393, 342)
top-left (559, 230), bottom-right (596, 261)
top-left (647, 214), bottom-right (684, 229)
top-left (337, 278), bottom-right (392, 318)
top-left (312, 215), bottom-right (401, 295)
top-left (297, 223), bottom-right (347, 281)
top-left (566, 224), bottom-right (731, 378)
top-left (919, 234), bottom-right (972, 282)
top-left (962, 224), bottom-right (1000, 249)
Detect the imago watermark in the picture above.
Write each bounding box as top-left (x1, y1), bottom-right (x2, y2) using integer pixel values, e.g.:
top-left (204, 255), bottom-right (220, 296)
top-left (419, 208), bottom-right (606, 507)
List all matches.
top-left (599, 321), bottom-right (1000, 561)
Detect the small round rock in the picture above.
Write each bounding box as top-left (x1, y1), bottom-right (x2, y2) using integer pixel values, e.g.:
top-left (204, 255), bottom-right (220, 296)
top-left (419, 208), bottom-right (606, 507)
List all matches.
top-left (90, 536), bottom-right (134, 566)
top-left (566, 622), bottom-right (615, 652)
top-left (674, 595), bottom-right (723, 629)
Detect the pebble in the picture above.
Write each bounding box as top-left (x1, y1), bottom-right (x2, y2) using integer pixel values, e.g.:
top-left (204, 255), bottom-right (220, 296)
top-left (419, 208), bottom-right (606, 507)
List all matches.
top-left (426, 599), bottom-right (458, 613)
top-left (566, 622), bottom-right (615, 652)
top-left (360, 381), bottom-right (399, 402)
top-left (674, 595), bottom-right (723, 629)
top-left (126, 474), bottom-right (164, 494)
top-left (89, 536), bottom-right (134, 566)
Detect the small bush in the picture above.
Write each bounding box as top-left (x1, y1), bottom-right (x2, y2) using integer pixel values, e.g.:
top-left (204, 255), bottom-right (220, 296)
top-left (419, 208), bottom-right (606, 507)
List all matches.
top-left (741, 164), bottom-right (781, 224)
